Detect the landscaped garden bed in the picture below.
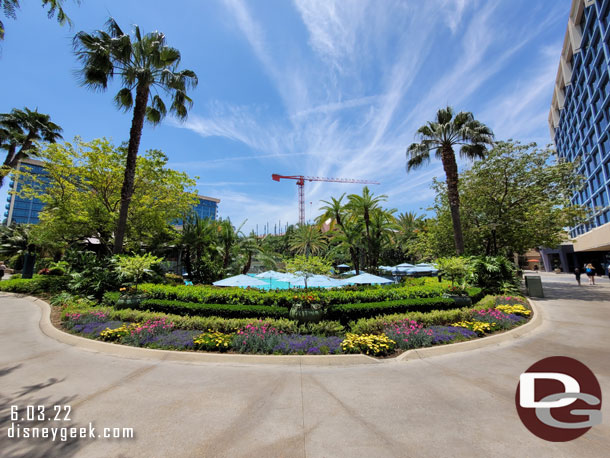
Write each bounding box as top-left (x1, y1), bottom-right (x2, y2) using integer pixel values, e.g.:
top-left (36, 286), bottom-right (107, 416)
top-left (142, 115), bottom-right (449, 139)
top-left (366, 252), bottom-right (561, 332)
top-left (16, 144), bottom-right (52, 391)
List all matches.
top-left (55, 293), bottom-right (530, 357)
top-left (0, 275), bottom-right (529, 358)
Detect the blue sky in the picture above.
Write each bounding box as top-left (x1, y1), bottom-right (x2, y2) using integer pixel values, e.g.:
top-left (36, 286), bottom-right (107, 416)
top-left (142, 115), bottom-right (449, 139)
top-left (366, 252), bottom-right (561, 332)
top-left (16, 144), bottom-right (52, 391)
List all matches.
top-left (1, 0), bottom-right (569, 233)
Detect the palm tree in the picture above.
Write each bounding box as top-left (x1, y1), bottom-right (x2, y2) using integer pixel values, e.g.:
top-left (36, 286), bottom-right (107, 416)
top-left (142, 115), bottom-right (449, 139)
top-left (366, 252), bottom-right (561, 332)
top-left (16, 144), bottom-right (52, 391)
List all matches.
top-left (368, 207), bottom-right (397, 270)
top-left (335, 220), bottom-right (363, 274)
top-left (1, 0), bottom-right (73, 41)
top-left (346, 186), bottom-right (387, 268)
top-left (0, 108), bottom-right (62, 188)
top-left (289, 224), bottom-right (327, 258)
top-left (73, 18), bottom-right (198, 254)
top-left (406, 106), bottom-right (493, 255)
top-left (178, 214), bottom-right (216, 281)
top-left (317, 193), bottom-right (346, 231)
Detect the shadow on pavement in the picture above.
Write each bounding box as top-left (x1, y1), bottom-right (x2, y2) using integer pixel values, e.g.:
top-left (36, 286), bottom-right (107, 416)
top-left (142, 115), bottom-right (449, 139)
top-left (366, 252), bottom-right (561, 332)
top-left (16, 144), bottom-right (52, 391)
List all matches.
top-left (1, 366), bottom-right (84, 458)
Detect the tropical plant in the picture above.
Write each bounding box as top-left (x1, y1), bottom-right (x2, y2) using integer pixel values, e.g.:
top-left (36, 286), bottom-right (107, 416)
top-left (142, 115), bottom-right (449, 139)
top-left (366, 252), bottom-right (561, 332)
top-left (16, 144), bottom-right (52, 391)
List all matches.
top-left (0, 108), bottom-right (62, 188)
top-left (0, 223), bottom-right (35, 268)
top-left (406, 106), bottom-right (494, 255)
top-left (73, 18), bottom-right (198, 254)
top-left (346, 186), bottom-right (387, 267)
top-left (0, 0), bottom-right (75, 41)
top-left (468, 256), bottom-right (519, 294)
top-left (289, 224), bottom-right (327, 257)
top-left (178, 213), bottom-right (221, 283)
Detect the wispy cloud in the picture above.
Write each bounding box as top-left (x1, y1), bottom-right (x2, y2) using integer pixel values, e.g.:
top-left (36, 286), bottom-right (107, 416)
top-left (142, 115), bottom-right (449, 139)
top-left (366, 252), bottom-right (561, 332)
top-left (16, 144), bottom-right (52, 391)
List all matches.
top-left (173, 0), bottom-right (567, 230)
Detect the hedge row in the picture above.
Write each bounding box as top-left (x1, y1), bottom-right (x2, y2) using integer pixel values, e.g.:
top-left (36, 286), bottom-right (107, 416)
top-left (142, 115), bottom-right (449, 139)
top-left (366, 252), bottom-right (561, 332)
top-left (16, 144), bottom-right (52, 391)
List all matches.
top-left (327, 297), bottom-right (457, 322)
top-left (137, 281), bottom-right (471, 307)
top-left (112, 296), bottom-right (463, 323)
top-left (0, 276), bottom-right (70, 295)
top-left (126, 299), bottom-right (290, 319)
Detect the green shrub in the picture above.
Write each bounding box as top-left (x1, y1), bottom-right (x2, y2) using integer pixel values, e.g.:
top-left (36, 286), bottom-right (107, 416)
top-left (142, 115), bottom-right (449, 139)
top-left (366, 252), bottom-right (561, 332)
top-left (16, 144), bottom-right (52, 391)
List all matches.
top-left (327, 297), bottom-right (456, 322)
top-left (0, 276), bottom-right (70, 294)
top-left (350, 305), bottom-right (488, 334)
top-left (102, 291), bottom-right (121, 306)
top-left (61, 302), bottom-right (300, 333)
top-left (127, 298), bottom-right (290, 319)
top-left (298, 321), bottom-right (345, 337)
top-left (468, 256), bottom-right (519, 294)
top-left (137, 279), bottom-right (454, 307)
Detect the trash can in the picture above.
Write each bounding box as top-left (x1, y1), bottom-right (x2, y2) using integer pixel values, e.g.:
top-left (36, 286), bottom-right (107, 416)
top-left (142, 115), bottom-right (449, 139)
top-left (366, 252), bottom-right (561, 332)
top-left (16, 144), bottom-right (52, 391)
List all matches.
top-left (524, 275), bottom-right (544, 298)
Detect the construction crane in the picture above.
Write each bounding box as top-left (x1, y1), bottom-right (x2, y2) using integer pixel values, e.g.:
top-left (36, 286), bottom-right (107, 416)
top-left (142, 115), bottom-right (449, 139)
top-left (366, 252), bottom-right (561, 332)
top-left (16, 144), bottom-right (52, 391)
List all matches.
top-left (271, 173), bottom-right (380, 225)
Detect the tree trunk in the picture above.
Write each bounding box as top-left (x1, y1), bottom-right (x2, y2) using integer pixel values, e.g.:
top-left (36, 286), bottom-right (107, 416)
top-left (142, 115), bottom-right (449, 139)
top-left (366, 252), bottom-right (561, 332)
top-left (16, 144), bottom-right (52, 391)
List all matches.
top-left (440, 146), bottom-right (465, 255)
top-left (184, 247), bottom-right (193, 280)
top-left (242, 253), bottom-right (252, 275)
top-left (113, 84), bottom-right (150, 254)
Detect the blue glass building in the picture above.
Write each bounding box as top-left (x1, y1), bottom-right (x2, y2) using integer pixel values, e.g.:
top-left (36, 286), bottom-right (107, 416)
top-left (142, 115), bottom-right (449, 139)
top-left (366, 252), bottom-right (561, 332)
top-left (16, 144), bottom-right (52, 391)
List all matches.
top-left (548, 0), bottom-right (610, 264)
top-left (192, 195), bottom-right (220, 220)
top-left (4, 159), bottom-right (48, 225)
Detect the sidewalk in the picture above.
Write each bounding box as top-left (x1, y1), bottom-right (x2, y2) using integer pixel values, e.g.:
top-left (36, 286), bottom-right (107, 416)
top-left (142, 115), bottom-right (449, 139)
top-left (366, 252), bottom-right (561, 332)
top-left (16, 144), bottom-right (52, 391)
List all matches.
top-left (0, 275), bottom-right (609, 457)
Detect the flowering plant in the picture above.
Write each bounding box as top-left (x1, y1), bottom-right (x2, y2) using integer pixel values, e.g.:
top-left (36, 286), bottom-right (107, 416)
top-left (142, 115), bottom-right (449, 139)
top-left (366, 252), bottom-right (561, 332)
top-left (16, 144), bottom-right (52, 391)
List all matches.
top-left (495, 304), bottom-right (531, 316)
top-left (451, 320), bottom-right (493, 335)
top-left (193, 330), bottom-right (233, 351)
top-left (383, 320), bottom-right (434, 350)
top-left (471, 308), bottom-right (522, 330)
top-left (272, 335), bottom-right (343, 355)
top-left (232, 321), bottom-right (284, 354)
top-left (341, 333), bottom-right (396, 356)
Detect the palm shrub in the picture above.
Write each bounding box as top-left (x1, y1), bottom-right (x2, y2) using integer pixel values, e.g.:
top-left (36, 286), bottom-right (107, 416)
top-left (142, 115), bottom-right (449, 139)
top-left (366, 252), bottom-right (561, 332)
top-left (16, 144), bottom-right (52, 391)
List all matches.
top-left (468, 256), bottom-right (519, 294)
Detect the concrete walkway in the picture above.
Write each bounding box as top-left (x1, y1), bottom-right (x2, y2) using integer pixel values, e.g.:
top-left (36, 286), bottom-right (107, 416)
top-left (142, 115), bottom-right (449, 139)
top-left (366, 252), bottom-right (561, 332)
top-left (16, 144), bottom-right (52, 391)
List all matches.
top-left (1, 273), bottom-right (609, 457)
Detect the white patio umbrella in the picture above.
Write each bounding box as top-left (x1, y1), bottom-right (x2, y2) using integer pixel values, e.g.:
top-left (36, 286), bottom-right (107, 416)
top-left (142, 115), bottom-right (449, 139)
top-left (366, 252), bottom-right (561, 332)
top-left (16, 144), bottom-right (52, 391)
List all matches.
top-left (340, 273), bottom-right (393, 285)
top-left (290, 275), bottom-right (343, 288)
top-left (213, 274), bottom-right (268, 288)
top-left (255, 270), bottom-right (283, 279)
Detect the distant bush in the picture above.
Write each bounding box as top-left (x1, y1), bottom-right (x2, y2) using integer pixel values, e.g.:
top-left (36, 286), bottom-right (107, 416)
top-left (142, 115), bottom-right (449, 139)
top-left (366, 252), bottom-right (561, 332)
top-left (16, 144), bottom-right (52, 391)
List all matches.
top-left (0, 276), bottom-right (70, 295)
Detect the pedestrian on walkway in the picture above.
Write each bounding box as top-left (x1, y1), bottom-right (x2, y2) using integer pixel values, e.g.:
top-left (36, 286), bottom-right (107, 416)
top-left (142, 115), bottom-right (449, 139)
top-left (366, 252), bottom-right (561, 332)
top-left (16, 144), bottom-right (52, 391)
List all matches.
top-left (585, 263), bottom-right (596, 285)
top-left (574, 267), bottom-right (581, 286)
top-left (0, 262), bottom-right (5, 280)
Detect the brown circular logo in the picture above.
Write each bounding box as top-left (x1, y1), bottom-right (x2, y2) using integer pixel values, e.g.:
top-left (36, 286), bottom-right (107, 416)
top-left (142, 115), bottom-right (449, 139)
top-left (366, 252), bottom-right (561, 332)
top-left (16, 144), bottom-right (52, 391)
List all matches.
top-left (515, 356), bottom-right (602, 441)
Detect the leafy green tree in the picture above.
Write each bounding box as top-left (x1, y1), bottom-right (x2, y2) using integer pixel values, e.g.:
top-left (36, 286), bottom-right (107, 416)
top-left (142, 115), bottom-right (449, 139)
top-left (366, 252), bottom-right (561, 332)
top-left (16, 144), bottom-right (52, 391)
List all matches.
top-left (285, 255), bottom-right (332, 290)
top-left (346, 186), bottom-right (387, 266)
top-left (115, 252), bottom-right (162, 292)
top-left (19, 138), bottom-right (198, 253)
top-left (406, 106), bottom-right (494, 255)
top-left (1, 0), bottom-right (75, 41)
top-left (436, 257), bottom-right (471, 287)
top-left (421, 141), bottom-right (585, 258)
top-left (74, 18), bottom-right (198, 254)
top-left (0, 108), bottom-right (62, 188)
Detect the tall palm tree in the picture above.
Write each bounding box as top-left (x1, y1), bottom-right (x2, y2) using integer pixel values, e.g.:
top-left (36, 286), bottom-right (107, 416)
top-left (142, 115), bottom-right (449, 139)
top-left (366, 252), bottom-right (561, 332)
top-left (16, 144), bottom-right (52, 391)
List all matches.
top-left (289, 224), bottom-right (327, 258)
top-left (1, 0), bottom-right (74, 41)
top-left (346, 186), bottom-right (387, 268)
top-left (406, 106), bottom-right (493, 255)
top-left (0, 107), bottom-right (62, 188)
top-left (73, 18), bottom-right (198, 254)
top-left (335, 219), bottom-right (363, 274)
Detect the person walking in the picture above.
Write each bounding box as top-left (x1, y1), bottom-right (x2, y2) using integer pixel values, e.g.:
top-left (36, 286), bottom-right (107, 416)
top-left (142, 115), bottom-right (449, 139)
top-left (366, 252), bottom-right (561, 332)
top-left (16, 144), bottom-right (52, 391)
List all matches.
top-left (0, 262), bottom-right (5, 281)
top-left (574, 267), bottom-right (581, 286)
top-left (585, 263), bottom-right (596, 285)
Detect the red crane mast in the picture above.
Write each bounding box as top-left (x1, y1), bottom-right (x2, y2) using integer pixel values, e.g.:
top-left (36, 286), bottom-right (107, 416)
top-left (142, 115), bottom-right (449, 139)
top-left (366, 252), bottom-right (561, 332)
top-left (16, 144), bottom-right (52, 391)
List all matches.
top-left (271, 173), bottom-right (380, 225)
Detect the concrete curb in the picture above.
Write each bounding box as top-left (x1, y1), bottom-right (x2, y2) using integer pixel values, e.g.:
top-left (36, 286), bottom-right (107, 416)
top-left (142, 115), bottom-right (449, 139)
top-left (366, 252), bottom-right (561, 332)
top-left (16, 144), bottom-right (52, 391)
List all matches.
top-left (3, 293), bottom-right (543, 366)
top-left (394, 297), bottom-right (543, 362)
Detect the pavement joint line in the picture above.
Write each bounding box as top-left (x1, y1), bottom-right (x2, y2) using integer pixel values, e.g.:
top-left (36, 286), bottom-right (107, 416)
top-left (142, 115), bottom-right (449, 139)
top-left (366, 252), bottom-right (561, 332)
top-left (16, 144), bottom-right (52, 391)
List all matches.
top-left (2, 292), bottom-right (543, 367)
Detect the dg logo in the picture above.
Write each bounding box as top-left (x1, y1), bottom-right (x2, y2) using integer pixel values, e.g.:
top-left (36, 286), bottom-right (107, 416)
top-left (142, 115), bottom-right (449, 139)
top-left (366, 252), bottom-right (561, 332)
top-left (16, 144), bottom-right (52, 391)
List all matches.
top-left (516, 356), bottom-right (602, 441)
